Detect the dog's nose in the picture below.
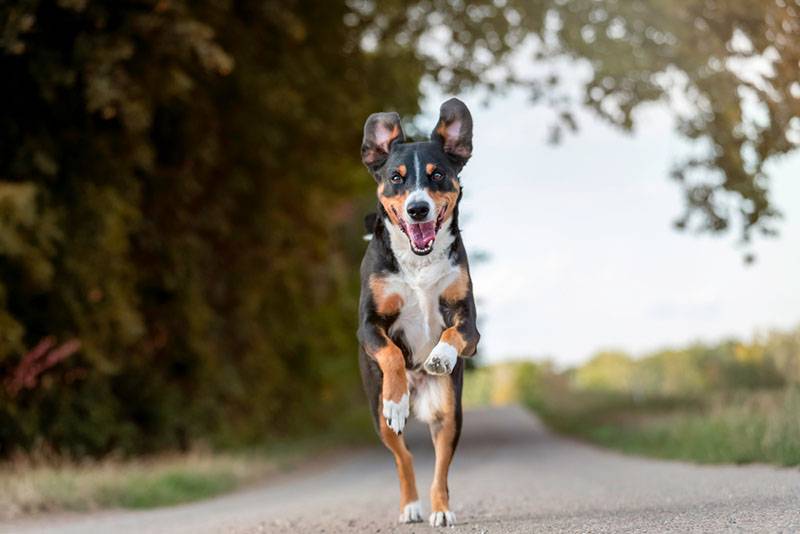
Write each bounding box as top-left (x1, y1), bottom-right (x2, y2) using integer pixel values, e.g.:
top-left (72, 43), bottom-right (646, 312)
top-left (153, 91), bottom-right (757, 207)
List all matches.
top-left (407, 202), bottom-right (430, 221)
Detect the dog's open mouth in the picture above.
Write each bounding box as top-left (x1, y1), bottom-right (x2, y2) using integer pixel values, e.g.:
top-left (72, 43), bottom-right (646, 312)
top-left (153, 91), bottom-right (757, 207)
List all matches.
top-left (397, 205), bottom-right (447, 255)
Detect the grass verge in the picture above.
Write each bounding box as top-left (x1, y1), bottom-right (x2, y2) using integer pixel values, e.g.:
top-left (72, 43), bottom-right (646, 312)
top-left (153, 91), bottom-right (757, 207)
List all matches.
top-left (532, 387), bottom-right (800, 465)
top-left (0, 452), bottom-right (270, 519)
top-left (0, 405), bottom-right (375, 519)
top-left (464, 362), bottom-right (800, 466)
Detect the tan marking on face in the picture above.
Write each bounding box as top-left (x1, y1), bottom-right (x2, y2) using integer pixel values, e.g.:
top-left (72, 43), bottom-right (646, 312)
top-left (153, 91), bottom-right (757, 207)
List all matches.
top-left (441, 266), bottom-right (469, 303)
top-left (440, 325), bottom-right (467, 354)
top-left (397, 164), bottom-right (407, 177)
top-left (374, 333), bottom-right (407, 402)
top-left (429, 183), bottom-right (459, 222)
top-left (370, 275), bottom-right (403, 316)
top-left (429, 377), bottom-right (456, 513)
top-left (378, 186), bottom-right (409, 226)
top-left (426, 163), bottom-right (435, 175)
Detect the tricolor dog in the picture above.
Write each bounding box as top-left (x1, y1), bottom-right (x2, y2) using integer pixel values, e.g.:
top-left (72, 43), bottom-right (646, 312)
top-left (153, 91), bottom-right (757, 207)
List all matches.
top-left (358, 98), bottom-right (480, 527)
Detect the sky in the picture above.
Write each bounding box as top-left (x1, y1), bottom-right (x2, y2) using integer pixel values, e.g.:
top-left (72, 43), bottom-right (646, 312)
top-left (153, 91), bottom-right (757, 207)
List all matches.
top-left (418, 89), bottom-right (800, 366)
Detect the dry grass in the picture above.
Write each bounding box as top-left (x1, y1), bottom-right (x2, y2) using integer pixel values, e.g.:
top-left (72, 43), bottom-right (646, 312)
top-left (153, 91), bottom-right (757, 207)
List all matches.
top-left (0, 451), bottom-right (275, 519)
top-left (466, 363), bottom-right (800, 466)
top-left (0, 404), bottom-right (375, 520)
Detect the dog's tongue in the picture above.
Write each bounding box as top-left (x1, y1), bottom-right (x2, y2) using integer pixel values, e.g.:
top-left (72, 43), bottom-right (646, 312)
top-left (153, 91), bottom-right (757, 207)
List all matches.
top-left (409, 221), bottom-right (436, 249)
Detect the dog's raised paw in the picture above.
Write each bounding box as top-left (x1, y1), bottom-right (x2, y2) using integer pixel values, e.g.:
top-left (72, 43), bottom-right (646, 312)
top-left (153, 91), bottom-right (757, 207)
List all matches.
top-left (429, 510), bottom-right (456, 527)
top-left (399, 500), bottom-right (423, 523)
top-left (382, 392), bottom-right (409, 434)
top-left (423, 342), bottom-right (457, 375)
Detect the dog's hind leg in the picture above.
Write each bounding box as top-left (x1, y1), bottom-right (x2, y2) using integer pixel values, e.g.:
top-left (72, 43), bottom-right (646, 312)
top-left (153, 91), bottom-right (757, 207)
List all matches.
top-left (425, 373), bottom-right (462, 527)
top-left (379, 415), bottom-right (422, 523)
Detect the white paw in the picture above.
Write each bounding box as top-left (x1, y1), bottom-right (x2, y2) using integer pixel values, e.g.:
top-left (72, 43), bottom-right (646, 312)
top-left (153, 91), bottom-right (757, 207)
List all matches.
top-left (423, 342), bottom-right (457, 375)
top-left (398, 500), bottom-right (423, 523)
top-left (429, 510), bottom-right (456, 527)
top-left (382, 392), bottom-right (409, 434)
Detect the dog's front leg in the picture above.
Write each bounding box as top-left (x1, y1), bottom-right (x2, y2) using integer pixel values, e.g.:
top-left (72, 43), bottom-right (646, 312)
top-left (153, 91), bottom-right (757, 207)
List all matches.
top-left (424, 293), bottom-right (480, 376)
top-left (375, 340), bottom-right (410, 434)
top-left (360, 322), bottom-right (410, 434)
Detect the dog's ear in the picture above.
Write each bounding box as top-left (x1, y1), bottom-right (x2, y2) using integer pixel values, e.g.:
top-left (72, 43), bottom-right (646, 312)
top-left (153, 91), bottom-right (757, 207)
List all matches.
top-left (431, 98), bottom-right (473, 167)
top-left (361, 112), bottom-right (405, 172)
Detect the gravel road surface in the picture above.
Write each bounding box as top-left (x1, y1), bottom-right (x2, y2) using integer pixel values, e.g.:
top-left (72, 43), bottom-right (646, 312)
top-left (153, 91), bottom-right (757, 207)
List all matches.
top-left (4, 405), bottom-right (799, 533)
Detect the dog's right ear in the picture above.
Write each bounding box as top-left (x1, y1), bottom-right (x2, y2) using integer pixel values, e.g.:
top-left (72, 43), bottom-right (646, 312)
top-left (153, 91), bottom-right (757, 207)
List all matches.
top-left (361, 112), bottom-right (405, 173)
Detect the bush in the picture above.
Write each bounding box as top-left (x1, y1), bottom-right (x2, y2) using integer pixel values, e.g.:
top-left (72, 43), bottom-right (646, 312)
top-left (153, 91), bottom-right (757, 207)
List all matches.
top-left (0, 1), bottom-right (420, 457)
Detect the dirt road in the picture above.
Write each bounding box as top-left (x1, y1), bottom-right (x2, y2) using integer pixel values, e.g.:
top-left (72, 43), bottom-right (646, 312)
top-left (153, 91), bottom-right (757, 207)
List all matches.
top-left (5, 406), bottom-right (799, 533)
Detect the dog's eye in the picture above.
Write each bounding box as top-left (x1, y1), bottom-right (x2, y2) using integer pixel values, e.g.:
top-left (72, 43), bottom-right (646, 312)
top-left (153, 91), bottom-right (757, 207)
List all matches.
top-left (431, 170), bottom-right (444, 181)
top-left (390, 173), bottom-right (404, 184)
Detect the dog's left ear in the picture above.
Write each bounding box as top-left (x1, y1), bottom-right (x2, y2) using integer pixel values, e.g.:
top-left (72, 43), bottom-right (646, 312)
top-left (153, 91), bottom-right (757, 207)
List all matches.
top-left (431, 98), bottom-right (473, 168)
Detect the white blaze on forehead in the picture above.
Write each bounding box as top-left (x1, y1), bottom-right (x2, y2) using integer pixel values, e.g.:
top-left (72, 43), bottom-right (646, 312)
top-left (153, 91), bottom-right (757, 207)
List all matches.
top-left (413, 152), bottom-right (423, 188)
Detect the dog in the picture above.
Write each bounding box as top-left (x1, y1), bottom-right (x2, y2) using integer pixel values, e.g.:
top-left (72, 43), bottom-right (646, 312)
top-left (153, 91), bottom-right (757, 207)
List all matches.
top-left (357, 98), bottom-right (480, 527)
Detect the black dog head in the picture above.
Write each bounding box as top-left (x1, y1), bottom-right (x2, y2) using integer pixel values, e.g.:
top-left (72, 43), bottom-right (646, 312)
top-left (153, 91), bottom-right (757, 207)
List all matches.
top-left (361, 98), bottom-right (473, 256)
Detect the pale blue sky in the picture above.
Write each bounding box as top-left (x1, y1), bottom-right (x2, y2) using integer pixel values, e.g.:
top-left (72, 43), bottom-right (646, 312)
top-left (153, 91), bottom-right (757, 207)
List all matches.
top-left (419, 89), bottom-right (800, 365)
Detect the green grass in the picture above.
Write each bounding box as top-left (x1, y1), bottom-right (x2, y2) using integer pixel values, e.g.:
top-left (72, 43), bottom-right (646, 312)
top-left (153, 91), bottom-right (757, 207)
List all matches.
top-left (530, 386), bottom-right (800, 466)
top-left (0, 452), bottom-right (272, 518)
top-left (463, 361), bottom-right (800, 466)
top-left (0, 405), bottom-right (376, 519)
top-left (102, 470), bottom-right (239, 509)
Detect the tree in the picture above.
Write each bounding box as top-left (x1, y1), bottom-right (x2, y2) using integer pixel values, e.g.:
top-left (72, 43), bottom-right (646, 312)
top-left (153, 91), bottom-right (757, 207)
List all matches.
top-left (1, 0), bottom-right (796, 456)
top-left (350, 0), bottom-right (800, 254)
top-left (0, 0), bottom-right (421, 455)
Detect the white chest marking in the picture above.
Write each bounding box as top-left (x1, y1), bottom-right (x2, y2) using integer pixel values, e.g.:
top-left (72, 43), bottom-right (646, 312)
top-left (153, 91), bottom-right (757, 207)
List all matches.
top-left (384, 218), bottom-right (459, 364)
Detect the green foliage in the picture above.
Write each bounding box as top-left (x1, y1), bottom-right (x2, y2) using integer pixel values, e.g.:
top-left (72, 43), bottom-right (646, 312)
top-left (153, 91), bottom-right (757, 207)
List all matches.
top-left (1, 0), bottom-right (798, 457)
top-left (574, 351), bottom-right (634, 391)
top-left (101, 471), bottom-right (238, 509)
top-left (579, 330), bottom-right (792, 397)
top-left (534, 388), bottom-right (800, 466)
top-left (466, 326), bottom-right (800, 465)
top-left (356, 0), bottom-right (800, 248)
top-left (0, 0), bottom-right (420, 456)
top-left (0, 451), bottom-right (276, 517)
top-left (501, 325), bottom-right (800, 466)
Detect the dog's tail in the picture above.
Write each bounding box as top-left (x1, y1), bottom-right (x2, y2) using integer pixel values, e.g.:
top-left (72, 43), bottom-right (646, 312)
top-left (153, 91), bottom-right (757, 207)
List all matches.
top-left (363, 212), bottom-right (378, 241)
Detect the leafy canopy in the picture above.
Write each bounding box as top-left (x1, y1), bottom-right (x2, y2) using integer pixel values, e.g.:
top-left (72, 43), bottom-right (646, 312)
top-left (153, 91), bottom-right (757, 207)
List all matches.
top-left (0, 0), bottom-right (796, 455)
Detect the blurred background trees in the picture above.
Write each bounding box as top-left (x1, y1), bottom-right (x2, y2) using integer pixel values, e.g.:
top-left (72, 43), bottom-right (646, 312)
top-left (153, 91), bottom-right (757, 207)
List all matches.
top-left (1, 0), bottom-right (422, 455)
top-left (1, 0), bottom-right (797, 456)
top-left (355, 0), bottom-right (800, 247)
top-left (464, 325), bottom-right (800, 465)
